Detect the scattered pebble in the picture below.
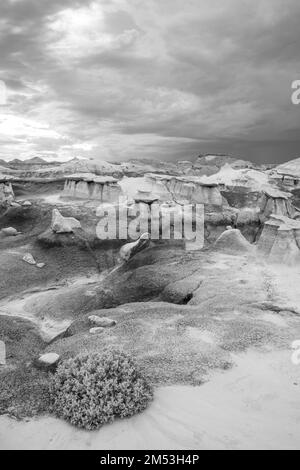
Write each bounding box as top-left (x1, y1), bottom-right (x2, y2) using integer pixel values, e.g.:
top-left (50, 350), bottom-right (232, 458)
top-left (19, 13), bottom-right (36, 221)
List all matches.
top-left (88, 315), bottom-right (117, 328)
top-left (36, 263), bottom-right (46, 269)
top-left (89, 327), bottom-right (105, 334)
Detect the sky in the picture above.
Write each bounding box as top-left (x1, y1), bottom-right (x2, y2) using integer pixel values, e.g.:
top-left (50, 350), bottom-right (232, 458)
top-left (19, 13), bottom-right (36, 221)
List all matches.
top-left (0, 0), bottom-right (299, 164)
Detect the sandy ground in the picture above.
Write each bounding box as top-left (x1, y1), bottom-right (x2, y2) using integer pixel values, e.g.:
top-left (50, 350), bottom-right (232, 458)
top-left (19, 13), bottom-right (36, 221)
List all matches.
top-left (0, 272), bottom-right (105, 340)
top-left (1, 349), bottom-right (300, 450)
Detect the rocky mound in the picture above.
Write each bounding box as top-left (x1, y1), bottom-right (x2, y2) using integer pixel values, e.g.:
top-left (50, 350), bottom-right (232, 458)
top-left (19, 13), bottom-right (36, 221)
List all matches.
top-left (0, 316), bottom-right (45, 366)
top-left (214, 228), bottom-right (253, 254)
top-left (276, 157), bottom-right (300, 178)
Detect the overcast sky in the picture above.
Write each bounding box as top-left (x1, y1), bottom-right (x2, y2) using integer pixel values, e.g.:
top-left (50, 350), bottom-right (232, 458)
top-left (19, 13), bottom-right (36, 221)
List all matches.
top-left (0, 0), bottom-right (299, 164)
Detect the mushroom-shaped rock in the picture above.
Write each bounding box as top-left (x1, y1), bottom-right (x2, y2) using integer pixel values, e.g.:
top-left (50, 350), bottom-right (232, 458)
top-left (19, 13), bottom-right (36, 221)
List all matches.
top-left (88, 316), bottom-right (116, 328)
top-left (51, 209), bottom-right (81, 234)
top-left (0, 340), bottom-right (6, 366)
top-left (214, 228), bottom-right (253, 254)
top-left (119, 232), bottom-right (150, 262)
top-left (22, 201), bottom-right (32, 207)
top-left (23, 253), bottom-right (36, 265)
top-left (35, 353), bottom-right (60, 371)
top-left (134, 190), bottom-right (160, 205)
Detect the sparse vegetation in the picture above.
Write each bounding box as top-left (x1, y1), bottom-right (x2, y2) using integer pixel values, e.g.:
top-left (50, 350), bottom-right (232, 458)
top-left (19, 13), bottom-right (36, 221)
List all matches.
top-left (50, 351), bottom-right (154, 430)
top-left (0, 367), bottom-right (51, 418)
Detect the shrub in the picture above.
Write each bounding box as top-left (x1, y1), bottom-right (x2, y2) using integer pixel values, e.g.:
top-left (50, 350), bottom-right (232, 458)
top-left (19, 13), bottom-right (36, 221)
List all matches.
top-left (50, 350), bottom-right (154, 430)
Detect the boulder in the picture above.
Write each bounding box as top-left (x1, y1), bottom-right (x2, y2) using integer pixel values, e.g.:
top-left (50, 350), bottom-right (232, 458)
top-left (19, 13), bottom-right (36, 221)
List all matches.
top-left (88, 316), bottom-right (117, 328)
top-left (89, 327), bottom-right (105, 334)
top-left (23, 253), bottom-right (36, 265)
top-left (35, 353), bottom-right (60, 371)
top-left (51, 209), bottom-right (81, 234)
top-left (10, 202), bottom-right (21, 208)
top-left (1, 227), bottom-right (20, 237)
top-left (119, 233), bottom-right (150, 262)
top-left (37, 263), bottom-right (45, 269)
top-left (22, 201), bottom-right (32, 207)
top-left (0, 340), bottom-right (6, 366)
top-left (214, 228), bottom-right (253, 254)
top-left (161, 275), bottom-right (205, 304)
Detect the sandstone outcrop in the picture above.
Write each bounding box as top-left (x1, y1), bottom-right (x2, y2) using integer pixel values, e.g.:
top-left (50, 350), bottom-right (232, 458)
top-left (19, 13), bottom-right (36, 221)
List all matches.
top-left (0, 340), bottom-right (6, 366)
top-left (160, 274), bottom-right (205, 304)
top-left (259, 188), bottom-right (295, 221)
top-left (214, 228), bottom-right (253, 254)
top-left (88, 316), bottom-right (117, 328)
top-left (134, 190), bottom-right (160, 205)
top-left (62, 173), bottom-right (122, 202)
top-left (119, 233), bottom-right (151, 261)
top-left (271, 157), bottom-right (300, 190)
top-left (1, 227), bottom-right (20, 237)
top-left (0, 180), bottom-right (14, 205)
top-left (51, 209), bottom-right (81, 233)
top-left (145, 174), bottom-right (224, 206)
top-left (257, 214), bottom-right (300, 265)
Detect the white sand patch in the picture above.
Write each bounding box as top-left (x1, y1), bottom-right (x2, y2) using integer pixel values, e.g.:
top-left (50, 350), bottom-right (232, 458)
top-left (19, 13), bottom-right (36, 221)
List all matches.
top-left (260, 312), bottom-right (288, 328)
top-left (200, 165), bottom-right (270, 192)
top-left (186, 327), bottom-right (216, 344)
top-left (1, 349), bottom-right (300, 450)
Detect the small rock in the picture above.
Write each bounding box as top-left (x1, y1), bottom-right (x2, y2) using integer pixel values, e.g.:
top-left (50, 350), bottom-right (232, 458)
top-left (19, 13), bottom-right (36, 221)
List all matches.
top-left (89, 327), bottom-right (105, 334)
top-left (85, 290), bottom-right (97, 297)
top-left (35, 353), bottom-right (60, 371)
top-left (1, 227), bottom-right (19, 237)
top-left (0, 340), bottom-right (6, 366)
top-left (88, 315), bottom-right (117, 328)
top-left (51, 209), bottom-right (81, 234)
top-left (23, 253), bottom-right (36, 265)
top-left (36, 263), bottom-right (45, 269)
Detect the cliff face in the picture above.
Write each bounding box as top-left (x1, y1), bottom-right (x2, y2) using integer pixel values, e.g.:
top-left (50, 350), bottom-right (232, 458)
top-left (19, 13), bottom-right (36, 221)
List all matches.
top-left (145, 174), bottom-right (224, 206)
top-left (0, 181), bottom-right (14, 204)
top-left (62, 175), bottom-right (122, 203)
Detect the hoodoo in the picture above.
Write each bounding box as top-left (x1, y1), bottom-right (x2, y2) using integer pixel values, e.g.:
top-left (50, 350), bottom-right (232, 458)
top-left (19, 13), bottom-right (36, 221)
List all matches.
top-left (257, 214), bottom-right (300, 264)
top-left (145, 173), bottom-right (224, 206)
top-left (0, 179), bottom-right (14, 205)
top-left (62, 173), bottom-right (122, 203)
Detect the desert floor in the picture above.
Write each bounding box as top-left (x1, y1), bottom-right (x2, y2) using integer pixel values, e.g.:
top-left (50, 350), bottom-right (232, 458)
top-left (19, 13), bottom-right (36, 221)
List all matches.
top-left (1, 348), bottom-right (300, 450)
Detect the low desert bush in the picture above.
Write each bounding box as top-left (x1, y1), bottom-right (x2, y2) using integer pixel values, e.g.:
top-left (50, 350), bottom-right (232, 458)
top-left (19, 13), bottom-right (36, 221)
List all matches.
top-left (0, 367), bottom-right (51, 418)
top-left (50, 350), bottom-right (154, 430)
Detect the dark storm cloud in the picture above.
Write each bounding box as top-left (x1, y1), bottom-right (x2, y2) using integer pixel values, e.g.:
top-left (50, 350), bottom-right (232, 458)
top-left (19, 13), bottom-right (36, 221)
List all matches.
top-left (0, 0), bottom-right (299, 163)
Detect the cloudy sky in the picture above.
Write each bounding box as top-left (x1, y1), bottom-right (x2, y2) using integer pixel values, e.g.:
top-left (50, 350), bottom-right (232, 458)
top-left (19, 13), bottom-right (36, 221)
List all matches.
top-left (0, 0), bottom-right (299, 164)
